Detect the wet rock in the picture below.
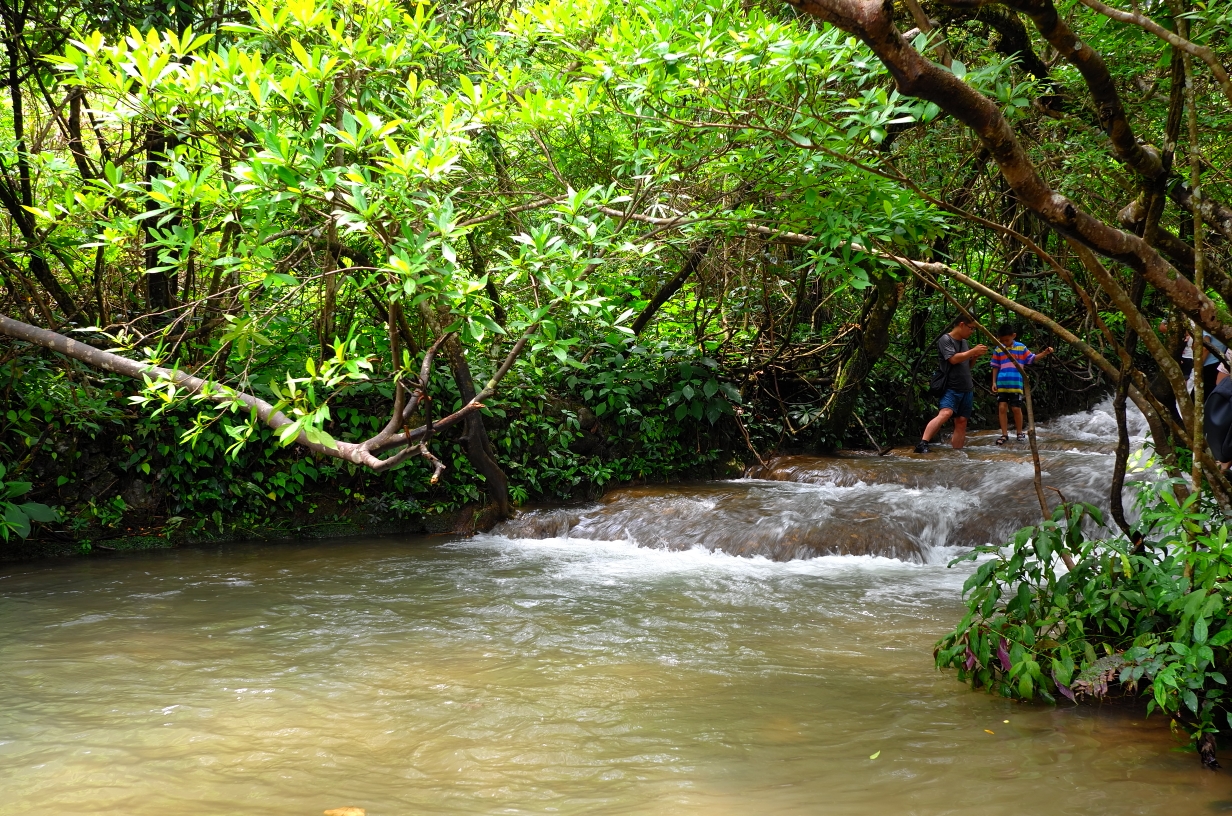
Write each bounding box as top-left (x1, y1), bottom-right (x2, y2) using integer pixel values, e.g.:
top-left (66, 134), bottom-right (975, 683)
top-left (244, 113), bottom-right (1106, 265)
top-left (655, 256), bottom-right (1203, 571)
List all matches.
top-left (120, 479), bottom-right (159, 511)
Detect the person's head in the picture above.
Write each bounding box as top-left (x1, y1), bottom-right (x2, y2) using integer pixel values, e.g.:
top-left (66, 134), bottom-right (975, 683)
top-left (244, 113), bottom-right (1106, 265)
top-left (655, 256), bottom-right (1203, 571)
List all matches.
top-left (996, 322), bottom-right (1017, 345)
top-left (951, 315), bottom-right (977, 339)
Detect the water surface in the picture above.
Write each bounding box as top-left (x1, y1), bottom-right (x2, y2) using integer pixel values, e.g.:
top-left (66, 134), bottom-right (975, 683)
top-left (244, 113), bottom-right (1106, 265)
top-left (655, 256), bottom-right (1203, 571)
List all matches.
top-left (1, 536), bottom-right (1223, 815)
top-left (1, 401), bottom-right (1224, 814)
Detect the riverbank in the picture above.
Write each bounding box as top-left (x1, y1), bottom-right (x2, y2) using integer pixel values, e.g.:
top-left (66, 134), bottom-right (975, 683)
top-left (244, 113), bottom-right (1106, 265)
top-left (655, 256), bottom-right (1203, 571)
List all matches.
top-left (3, 336), bottom-right (1111, 563)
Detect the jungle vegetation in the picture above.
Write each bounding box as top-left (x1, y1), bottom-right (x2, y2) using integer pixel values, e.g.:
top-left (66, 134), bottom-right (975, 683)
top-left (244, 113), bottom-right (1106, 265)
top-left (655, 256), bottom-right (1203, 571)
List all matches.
top-left (1, 0), bottom-right (1232, 766)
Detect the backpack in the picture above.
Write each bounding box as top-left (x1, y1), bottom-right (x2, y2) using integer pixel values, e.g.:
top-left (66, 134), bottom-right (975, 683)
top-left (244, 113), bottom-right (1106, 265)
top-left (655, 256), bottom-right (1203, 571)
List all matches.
top-left (928, 342), bottom-right (951, 397)
top-left (928, 363), bottom-right (949, 397)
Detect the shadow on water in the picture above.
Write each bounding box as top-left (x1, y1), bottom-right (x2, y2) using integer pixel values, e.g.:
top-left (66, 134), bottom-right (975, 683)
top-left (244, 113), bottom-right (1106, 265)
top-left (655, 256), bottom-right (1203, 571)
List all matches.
top-left (496, 398), bottom-right (1148, 561)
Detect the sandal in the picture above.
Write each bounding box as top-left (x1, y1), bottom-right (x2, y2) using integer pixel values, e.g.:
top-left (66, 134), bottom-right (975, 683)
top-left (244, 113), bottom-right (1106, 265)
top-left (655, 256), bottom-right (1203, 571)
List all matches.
top-left (994, 435), bottom-right (1009, 446)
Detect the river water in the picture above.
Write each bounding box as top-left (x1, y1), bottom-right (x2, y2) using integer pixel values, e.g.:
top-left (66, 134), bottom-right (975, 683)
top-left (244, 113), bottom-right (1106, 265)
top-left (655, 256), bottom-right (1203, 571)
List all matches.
top-left (2, 402), bottom-right (1228, 814)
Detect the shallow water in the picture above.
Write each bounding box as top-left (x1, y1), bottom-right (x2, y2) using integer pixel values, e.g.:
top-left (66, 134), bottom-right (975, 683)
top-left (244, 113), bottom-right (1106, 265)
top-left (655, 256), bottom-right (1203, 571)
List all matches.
top-left (2, 401), bottom-right (1224, 814)
top-left (1, 536), bottom-right (1225, 815)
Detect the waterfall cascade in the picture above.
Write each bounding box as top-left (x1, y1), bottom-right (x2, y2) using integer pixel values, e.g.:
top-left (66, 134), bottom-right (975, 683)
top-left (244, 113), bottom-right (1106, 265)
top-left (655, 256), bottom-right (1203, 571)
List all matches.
top-left (494, 399), bottom-right (1148, 561)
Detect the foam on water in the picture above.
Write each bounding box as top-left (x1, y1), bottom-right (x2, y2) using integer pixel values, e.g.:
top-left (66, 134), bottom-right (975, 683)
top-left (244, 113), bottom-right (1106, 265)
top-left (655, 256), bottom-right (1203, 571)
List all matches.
top-left (456, 533), bottom-right (973, 578)
top-left (1042, 395), bottom-right (1149, 442)
top-left (494, 398), bottom-right (1144, 563)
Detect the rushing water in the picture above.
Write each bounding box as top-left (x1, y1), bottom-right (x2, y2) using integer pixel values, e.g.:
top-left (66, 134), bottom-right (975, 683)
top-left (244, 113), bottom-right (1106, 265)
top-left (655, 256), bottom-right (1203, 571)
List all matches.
top-left (2, 402), bottom-right (1226, 814)
top-left (496, 399), bottom-right (1149, 559)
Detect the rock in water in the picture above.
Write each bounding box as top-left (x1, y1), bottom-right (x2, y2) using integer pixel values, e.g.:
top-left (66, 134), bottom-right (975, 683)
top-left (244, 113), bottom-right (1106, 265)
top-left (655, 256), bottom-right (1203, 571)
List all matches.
top-left (324, 808), bottom-right (365, 816)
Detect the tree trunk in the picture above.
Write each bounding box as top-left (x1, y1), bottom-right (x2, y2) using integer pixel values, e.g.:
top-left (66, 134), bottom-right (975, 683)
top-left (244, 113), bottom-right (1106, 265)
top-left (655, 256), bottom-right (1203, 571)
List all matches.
top-left (143, 128), bottom-right (177, 313)
top-left (814, 269), bottom-right (904, 447)
top-left (632, 237), bottom-right (714, 336)
top-left (441, 334), bottom-right (511, 518)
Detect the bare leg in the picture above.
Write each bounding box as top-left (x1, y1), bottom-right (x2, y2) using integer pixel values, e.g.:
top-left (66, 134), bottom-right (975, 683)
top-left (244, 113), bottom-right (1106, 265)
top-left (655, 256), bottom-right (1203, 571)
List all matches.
top-left (923, 408), bottom-right (955, 442)
top-left (1012, 406), bottom-right (1024, 436)
top-left (998, 401), bottom-right (1009, 437)
top-left (951, 416), bottom-right (968, 449)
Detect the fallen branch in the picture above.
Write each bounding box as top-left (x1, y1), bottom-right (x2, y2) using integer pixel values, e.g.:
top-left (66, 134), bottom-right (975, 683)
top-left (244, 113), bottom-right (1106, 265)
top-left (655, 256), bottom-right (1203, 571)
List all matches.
top-left (0, 314), bottom-right (534, 473)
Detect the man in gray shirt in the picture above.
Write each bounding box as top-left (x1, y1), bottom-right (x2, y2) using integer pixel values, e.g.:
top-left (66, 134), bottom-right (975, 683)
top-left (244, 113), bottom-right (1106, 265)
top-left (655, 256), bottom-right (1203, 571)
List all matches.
top-left (915, 316), bottom-right (988, 453)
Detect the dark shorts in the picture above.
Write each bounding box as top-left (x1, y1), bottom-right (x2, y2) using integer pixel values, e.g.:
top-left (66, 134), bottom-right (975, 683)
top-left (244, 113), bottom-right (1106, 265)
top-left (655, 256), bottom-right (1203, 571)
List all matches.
top-left (939, 388), bottom-right (974, 419)
top-left (997, 392), bottom-right (1025, 408)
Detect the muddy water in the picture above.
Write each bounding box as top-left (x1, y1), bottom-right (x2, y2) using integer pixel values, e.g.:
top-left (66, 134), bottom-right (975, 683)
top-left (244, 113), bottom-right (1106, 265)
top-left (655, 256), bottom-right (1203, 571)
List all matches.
top-left (2, 402), bottom-right (1224, 815)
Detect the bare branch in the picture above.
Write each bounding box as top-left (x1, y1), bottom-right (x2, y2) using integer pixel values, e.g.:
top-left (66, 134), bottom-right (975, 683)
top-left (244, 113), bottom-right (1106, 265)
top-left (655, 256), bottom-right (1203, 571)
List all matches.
top-left (1076, 0), bottom-right (1232, 106)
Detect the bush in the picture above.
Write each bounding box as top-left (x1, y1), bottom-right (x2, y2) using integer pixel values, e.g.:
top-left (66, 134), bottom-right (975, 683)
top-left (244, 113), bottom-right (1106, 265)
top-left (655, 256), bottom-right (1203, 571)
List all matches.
top-left (936, 475), bottom-right (1232, 768)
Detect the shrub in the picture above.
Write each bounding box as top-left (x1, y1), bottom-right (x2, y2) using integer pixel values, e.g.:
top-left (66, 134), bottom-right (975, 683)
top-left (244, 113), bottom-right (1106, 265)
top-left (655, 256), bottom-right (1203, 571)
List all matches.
top-left (936, 476), bottom-right (1232, 768)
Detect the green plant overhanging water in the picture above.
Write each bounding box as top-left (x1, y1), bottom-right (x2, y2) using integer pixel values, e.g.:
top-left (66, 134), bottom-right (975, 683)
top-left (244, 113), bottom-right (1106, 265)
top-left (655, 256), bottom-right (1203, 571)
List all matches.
top-left (0, 463), bottom-right (59, 541)
top-left (936, 476), bottom-right (1232, 768)
top-left (0, 338), bottom-right (741, 543)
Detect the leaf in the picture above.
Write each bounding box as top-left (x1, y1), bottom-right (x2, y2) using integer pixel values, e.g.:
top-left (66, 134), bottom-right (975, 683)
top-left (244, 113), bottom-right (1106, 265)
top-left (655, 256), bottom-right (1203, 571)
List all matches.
top-left (20, 502), bottom-right (59, 524)
top-left (1195, 616), bottom-right (1209, 644)
top-left (4, 504), bottom-right (31, 539)
top-left (1210, 629), bottom-right (1232, 647)
top-left (1053, 672), bottom-right (1077, 703)
top-left (869, 750), bottom-right (880, 759)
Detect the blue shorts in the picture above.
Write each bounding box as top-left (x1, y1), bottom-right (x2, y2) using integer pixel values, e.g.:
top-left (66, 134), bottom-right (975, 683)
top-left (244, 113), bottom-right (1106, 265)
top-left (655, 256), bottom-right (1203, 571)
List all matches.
top-left (939, 389), bottom-right (974, 419)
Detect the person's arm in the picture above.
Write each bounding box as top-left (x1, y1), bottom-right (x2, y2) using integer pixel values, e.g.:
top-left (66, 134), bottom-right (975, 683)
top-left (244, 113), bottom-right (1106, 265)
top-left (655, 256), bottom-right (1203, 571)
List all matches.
top-left (1029, 346), bottom-right (1054, 362)
top-left (948, 345), bottom-right (988, 363)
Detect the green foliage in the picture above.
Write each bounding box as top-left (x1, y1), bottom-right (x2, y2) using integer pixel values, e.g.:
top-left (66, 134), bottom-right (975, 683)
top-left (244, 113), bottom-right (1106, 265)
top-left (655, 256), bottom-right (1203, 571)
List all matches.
top-left (0, 464), bottom-right (59, 541)
top-left (936, 477), bottom-right (1232, 750)
top-left (1, 335), bottom-right (732, 542)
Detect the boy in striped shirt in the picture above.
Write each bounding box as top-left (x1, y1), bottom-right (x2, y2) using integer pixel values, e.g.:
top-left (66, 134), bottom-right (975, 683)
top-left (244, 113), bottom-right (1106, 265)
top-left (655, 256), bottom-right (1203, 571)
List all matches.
top-left (991, 323), bottom-right (1053, 445)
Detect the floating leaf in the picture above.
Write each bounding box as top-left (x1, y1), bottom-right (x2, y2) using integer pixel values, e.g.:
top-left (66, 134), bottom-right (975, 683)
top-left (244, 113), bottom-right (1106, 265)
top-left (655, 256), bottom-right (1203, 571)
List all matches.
top-left (869, 750), bottom-right (880, 759)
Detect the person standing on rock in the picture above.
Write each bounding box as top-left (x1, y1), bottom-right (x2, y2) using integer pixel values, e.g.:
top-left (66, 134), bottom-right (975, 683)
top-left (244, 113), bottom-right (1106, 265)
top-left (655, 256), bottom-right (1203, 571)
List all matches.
top-left (915, 316), bottom-right (988, 453)
top-left (990, 323), bottom-right (1052, 446)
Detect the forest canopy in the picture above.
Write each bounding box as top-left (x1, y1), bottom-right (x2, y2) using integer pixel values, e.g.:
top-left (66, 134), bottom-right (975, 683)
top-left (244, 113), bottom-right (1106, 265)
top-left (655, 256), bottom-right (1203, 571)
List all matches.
top-left (0, 0), bottom-right (1228, 522)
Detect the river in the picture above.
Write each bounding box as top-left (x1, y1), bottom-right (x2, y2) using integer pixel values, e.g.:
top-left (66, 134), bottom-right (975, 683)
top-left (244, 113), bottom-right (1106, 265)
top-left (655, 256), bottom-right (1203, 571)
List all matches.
top-left (1, 401), bottom-right (1227, 814)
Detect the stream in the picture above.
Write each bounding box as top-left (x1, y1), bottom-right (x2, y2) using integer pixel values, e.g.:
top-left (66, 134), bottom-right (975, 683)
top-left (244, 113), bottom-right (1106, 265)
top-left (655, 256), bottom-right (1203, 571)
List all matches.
top-left (2, 400), bottom-right (1228, 814)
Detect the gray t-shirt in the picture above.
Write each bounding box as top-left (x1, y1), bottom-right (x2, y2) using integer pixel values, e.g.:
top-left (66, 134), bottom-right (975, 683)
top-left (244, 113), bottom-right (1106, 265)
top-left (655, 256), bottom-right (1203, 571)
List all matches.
top-left (938, 333), bottom-right (973, 392)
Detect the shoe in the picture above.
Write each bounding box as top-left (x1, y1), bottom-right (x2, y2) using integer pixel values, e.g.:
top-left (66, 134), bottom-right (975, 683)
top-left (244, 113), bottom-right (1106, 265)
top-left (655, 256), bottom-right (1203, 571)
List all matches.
top-left (994, 435), bottom-right (1009, 446)
top-left (1016, 433), bottom-right (1028, 442)
top-left (913, 440), bottom-right (931, 453)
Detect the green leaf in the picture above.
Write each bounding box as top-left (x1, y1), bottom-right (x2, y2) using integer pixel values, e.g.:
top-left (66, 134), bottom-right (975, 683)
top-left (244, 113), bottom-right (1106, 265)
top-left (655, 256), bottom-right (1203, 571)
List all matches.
top-left (4, 504), bottom-right (31, 539)
top-left (1209, 629), bottom-right (1232, 647)
top-left (19, 502), bottom-right (58, 523)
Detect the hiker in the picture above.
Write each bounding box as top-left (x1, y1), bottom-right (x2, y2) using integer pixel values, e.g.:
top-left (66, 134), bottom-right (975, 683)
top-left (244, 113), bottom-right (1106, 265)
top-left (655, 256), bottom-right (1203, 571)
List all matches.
top-left (915, 316), bottom-right (987, 453)
top-left (1206, 374), bottom-right (1232, 472)
top-left (1199, 331), bottom-right (1229, 396)
top-left (990, 323), bottom-right (1053, 445)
